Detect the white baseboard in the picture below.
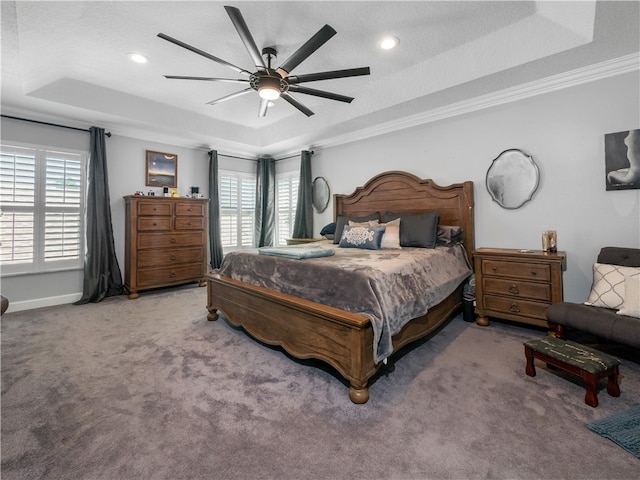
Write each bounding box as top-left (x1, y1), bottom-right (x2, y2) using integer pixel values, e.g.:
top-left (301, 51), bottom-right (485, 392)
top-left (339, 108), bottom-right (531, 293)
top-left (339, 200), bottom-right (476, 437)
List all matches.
top-left (5, 293), bottom-right (83, 313)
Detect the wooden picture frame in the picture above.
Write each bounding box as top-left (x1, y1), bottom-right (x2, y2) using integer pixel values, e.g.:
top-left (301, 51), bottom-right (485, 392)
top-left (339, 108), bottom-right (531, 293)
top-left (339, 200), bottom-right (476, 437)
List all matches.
top-left (145, 150), bottom-right (177, 188)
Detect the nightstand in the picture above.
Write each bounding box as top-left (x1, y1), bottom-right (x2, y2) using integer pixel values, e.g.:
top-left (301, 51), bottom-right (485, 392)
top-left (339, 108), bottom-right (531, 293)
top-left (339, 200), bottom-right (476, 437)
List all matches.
top-left (473, 248), bottom-right (566, 328)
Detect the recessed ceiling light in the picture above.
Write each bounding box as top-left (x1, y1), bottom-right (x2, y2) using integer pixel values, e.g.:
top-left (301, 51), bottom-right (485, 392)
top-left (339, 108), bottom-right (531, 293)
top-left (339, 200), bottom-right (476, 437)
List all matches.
top-left (380, 36), bottom-right (399, 50)
top-left (127, 52), bottom-right (148, 64)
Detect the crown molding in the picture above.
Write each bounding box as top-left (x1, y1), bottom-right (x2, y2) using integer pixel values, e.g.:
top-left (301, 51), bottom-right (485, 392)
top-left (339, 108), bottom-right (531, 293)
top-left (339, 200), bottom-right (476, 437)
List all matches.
top-left (315, 53), bottom-right (640, 152)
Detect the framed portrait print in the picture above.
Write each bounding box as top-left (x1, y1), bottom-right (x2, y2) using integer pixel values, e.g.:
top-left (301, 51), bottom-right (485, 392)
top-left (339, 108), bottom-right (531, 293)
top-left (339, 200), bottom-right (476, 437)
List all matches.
top-left (605, 129), bottom-right (640, 191)
top-left (146, 150), bottom-right (177, 188)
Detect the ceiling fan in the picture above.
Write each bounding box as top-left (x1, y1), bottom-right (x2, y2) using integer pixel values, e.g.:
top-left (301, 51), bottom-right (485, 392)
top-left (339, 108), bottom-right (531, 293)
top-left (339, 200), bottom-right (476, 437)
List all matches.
top-left (158, 5), bottom-right (370, 117)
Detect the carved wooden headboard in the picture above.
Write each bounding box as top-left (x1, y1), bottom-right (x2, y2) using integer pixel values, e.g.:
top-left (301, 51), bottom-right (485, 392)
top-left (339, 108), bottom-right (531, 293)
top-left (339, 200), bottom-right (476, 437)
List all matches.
top-left (333, 170), bottom-right (475, 261)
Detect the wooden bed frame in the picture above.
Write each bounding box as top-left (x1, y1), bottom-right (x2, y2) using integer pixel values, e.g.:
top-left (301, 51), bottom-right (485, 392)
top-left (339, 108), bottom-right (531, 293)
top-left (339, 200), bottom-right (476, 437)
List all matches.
top-left (206, 171), bottom-right (474, 403)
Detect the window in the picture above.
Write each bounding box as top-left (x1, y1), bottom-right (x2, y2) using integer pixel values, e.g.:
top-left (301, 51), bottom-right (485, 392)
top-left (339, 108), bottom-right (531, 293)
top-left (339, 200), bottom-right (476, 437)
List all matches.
top-left (275, 171), bottom-right (299, 246)
top-left (219, 170), bottom-right (256, 250)
top-left (0, 144), bottom-right (86, 275)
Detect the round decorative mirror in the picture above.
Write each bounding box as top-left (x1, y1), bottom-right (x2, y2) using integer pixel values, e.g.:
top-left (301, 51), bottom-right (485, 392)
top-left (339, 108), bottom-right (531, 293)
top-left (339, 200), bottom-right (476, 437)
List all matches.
top-left (312, 176), bottom-right (330, 213)
top-left (486, 149), bottom-right (539, 209)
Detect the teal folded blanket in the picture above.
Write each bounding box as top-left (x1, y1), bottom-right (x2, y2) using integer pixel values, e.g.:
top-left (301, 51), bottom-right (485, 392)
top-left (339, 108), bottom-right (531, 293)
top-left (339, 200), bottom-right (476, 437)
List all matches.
top-left (258, 244), bottom-right (335, 259)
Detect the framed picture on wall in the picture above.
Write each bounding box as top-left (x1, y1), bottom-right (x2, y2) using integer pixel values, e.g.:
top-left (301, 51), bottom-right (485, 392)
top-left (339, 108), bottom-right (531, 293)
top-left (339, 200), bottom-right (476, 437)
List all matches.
top-left (605, 129), bottom-right (639, 191)
top-left (146, 150), bottom-right (177, 188)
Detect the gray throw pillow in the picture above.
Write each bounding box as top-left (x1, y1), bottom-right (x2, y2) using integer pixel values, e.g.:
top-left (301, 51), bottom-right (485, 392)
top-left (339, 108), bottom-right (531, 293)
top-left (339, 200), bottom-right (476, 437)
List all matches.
top-left (339, 225), bottom-right (386, 250)
top-left (333, 212), bottom-right (381, 244)
top-left (383, 211), bottom-right (439, 248)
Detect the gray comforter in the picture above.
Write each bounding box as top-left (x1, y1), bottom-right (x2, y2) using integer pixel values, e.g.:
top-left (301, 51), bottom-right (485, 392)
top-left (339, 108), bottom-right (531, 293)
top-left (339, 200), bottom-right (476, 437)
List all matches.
top-left (216, 241), bottom-right (472, 363)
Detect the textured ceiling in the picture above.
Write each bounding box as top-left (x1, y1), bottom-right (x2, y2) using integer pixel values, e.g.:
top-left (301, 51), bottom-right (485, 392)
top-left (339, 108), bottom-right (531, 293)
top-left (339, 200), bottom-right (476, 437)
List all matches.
top-left (1, 1), bottom-right (639, 156)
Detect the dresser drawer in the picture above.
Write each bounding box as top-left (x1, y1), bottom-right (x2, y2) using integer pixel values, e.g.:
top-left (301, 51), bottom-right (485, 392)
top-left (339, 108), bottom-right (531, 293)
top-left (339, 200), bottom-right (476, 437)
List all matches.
top-left (137, 246), bottom-right (204, 268)
top-left (137, 232), bottom-right (204, 249)
top-left (137, 217), bottom-right (172, 231)
top-left (482, 294), bottom-right (549, 320)
top-left (136, 264), bottom-right (204, 287)
top-left (176, 203), bottom-right (205, 216)
top-left (138, 202), bottom-right (172, 216)
top-left (481, 259), bottom-right (550, 282)
top-left (483, 277), bottom-right (551, 302)
top-left (175, 216), bottom-right (205, 230)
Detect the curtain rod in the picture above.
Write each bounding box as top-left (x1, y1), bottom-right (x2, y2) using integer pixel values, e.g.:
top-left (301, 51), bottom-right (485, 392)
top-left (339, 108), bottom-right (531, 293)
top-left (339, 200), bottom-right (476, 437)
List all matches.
top-left (1, 114), bottom-right (112, 137)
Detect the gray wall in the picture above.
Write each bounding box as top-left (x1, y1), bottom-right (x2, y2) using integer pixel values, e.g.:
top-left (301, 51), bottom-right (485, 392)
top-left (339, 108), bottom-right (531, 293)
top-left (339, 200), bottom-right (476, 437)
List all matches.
top-left (312, 71), bottom-right (640, 302)
top-left (2, 70), bottom-right (639, 310)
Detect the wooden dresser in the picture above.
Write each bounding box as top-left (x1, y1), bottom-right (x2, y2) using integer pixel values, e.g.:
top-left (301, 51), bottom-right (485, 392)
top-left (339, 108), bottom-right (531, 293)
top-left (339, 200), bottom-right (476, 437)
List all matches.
top-left (473, 248), bottom-right (566, 328)
top-left (124, 196), bottom-right (209, 299)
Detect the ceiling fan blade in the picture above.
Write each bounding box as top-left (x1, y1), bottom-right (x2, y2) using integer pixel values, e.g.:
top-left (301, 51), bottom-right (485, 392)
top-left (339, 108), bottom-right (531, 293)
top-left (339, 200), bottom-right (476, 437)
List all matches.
top-left (287, 85), bottom-right (353, 103)
top-left (158, 33), bottom-right (252, 76)
top-left (287, 67), bottom-right (371, 84)
top-left (281, 93), bottom-right (314, 117)
top-left (164, 75), bottom-right (249, 84)
top-left (224, 6), bottom-right (266, 70)
top-left (206, 88), bottom-right (253, 106)
top-left (258, 98), bottom-right (269, 117)
top-left (276, 24), bottom-right (337, 77)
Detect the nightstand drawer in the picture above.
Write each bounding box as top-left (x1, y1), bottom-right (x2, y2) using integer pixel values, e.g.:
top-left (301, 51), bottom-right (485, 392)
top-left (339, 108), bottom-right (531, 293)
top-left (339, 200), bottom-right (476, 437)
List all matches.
top-left (482, 295), bottom-right (549, 320)
top-left (483, 277), bottom-right (551, 302)
top-left (481, 259), bottom-right (550, 282)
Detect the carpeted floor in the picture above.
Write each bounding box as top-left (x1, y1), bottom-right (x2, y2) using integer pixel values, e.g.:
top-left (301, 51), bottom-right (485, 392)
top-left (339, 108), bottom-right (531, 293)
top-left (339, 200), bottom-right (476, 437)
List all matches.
top-left (2, 285), bottom-right (639, 479)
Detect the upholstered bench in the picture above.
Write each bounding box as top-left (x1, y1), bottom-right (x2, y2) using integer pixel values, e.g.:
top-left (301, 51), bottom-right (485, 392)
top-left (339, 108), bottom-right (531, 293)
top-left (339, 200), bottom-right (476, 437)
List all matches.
top-left (524, 337), bottom-right (620, 407)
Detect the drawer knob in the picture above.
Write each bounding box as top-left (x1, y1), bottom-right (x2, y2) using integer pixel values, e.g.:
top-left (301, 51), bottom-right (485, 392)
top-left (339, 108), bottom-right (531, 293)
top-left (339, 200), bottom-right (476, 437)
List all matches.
top-left (509, 302), bottom-right (520, 313)
top-left (188, 207), bottom-right (193, 211)
top-left (170, 255), bottom-right (177, 261)
top-left (152, 222), bottom-right (157, 226)
top-left (508, 284), bottom-right (519, 294)
top-left (170, 271), bottom-right (176, 278)
top-left (492, 266), bottom-right (497, 272)
top-left (531, 271), bottom-right (537, 276)
top-left (170, 237), bottom-right (177, 244)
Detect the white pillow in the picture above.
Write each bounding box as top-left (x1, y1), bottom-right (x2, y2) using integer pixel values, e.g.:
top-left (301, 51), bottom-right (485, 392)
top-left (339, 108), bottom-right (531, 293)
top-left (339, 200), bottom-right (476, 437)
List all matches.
top-left (617, 274), bottom-right (640, 318)
top-left (584, 263), bottom-right (640, 310)
top-left (380, 218), bottom-right (401, 249)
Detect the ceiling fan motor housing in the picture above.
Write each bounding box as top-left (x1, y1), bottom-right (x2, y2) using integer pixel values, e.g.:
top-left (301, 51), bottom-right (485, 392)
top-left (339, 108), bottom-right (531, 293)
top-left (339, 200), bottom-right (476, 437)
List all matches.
top-left (250, 71), bottom-right (289, 95)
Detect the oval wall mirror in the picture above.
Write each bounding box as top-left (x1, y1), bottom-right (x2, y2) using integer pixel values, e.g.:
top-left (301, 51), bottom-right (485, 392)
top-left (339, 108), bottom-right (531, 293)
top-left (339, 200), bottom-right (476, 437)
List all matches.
top-left (486, 149), bottom-right (540, 209)
top-left (312, 176), bottom-right (330, 213)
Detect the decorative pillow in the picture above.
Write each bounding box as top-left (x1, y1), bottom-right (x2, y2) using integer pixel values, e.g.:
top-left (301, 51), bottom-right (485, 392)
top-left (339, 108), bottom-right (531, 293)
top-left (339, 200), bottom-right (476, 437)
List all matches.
top-left (339, 225), bottom-right (385, 250)
top-left (320, 222), bottom-right (336, 235)
top-left (437, 225), bottom-right (463, 245)
top-left (383, 211), bottom-right (439, 248)
top-left (617, 274), bottom-right (640, 318)
top-left (348, 219), bottom-right (380, 227)
top-left (380, 218), bottom-right (401, 249)
top-left (333, 213), bottom-right (381, 244)
top-left (584, 263), bottom-right (640, 310)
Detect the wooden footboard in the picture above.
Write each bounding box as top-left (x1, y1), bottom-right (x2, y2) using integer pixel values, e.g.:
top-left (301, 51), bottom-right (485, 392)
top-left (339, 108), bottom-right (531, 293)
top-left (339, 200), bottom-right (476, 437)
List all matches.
top-left (206, 272), bottom-right (463, 403)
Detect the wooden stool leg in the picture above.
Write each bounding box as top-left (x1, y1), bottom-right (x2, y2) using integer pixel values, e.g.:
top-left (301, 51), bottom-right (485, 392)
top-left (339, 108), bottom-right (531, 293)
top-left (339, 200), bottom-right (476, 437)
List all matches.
top-left (524, 346), bottom-right (536, 377)
top-left (583, 374), bottom-right (599, 407)
top-left (607, 366), bottom-right (621, 397)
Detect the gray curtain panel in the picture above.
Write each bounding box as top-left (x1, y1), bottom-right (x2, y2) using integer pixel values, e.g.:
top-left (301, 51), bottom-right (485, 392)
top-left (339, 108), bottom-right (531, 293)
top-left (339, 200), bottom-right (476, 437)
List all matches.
top-left (255, 157), bottom-right (275, 247)
top-left (208, 150), bottom-right (224, 269)
top-left (74, 127), bottom-right (123, 304)
top-left (292, 150), bottom-right (313, 238)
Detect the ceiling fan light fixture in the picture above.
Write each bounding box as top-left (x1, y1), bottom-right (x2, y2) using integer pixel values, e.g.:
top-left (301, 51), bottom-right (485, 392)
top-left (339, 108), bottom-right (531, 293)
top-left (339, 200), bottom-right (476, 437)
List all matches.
top-left (258, 75), bottom-right (282, 100)
top-left (259, 86), bottom-right (280, 100)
